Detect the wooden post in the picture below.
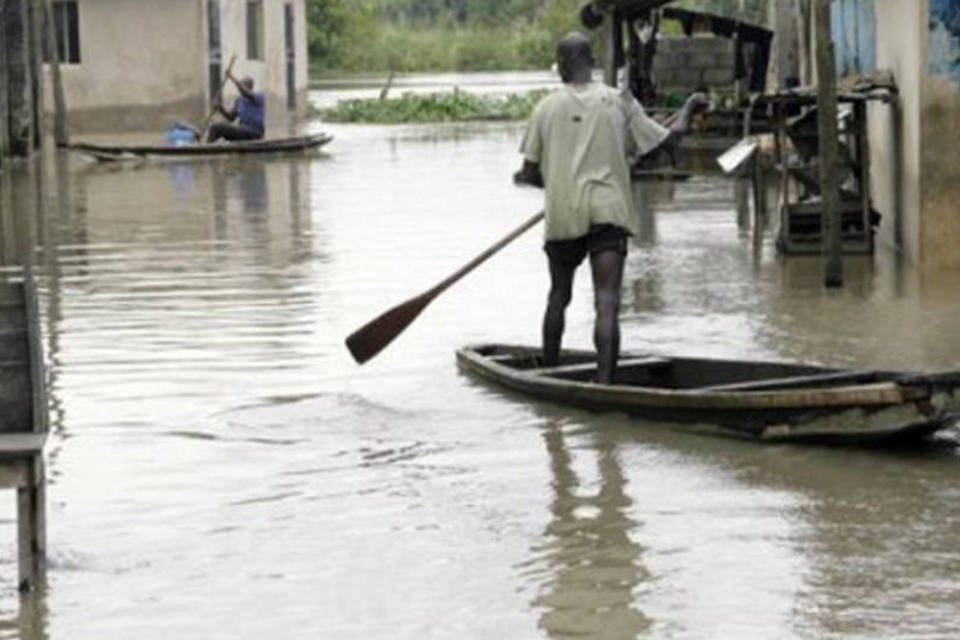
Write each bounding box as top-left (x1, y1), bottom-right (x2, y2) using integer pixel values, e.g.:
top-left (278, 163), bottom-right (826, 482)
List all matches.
top-left (3, 0), bottom-right (36, 157)
top-left (0, 0), bottom-right (11, 164)
top-left (816, 0), bottom-right (842, 287)
top-left (17, 456), bottom-right (46, 593)
top-left (28, 0), bottom-right (45, 151)
top-left (603, 11), bottom-right (618, 87)
top-left (41, 0), bottom-right (68, 146)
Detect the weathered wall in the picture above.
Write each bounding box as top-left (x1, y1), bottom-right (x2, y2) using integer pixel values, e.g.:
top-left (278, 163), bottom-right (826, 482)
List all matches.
top-left (920, 0), bottom-right (960, 270)
top-left (767, 0), bottom-right (800, 90)
top-left (870, 0), bottom-right (960, 270)
top-left (868, 0), bottom-right (923, 263)
top-left (46, 0), bottom-right (206, 133)
top-left (653, 37), bottom-right (735, 95)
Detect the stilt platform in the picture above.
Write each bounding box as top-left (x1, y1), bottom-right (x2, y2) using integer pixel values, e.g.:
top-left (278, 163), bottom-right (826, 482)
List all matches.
top-left (0, 269), bottom-right (47, 594)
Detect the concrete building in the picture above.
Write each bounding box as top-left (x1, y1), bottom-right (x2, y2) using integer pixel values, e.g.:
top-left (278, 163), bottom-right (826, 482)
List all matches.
top-left (770, 0), bottom-right (960, 271)
top-left (44, 0), bottom-right (309, 133)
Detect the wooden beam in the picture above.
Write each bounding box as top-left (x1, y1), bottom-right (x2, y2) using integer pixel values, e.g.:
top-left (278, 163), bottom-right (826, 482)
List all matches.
top-left (815, 0), bottom-right (842, 287)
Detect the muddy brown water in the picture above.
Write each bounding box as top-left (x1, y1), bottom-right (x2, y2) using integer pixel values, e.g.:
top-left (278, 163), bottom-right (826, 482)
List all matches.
top-left (1, 114), bottom-right (960, 639)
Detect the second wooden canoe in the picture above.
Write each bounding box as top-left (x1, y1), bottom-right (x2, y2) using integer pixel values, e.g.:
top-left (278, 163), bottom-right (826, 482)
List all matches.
top-left (69, 133), bottom-right (333, 162)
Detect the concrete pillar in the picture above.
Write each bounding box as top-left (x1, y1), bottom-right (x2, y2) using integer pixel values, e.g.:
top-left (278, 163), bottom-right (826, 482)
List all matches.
top-left (3, 0), bottom-right (36, 157)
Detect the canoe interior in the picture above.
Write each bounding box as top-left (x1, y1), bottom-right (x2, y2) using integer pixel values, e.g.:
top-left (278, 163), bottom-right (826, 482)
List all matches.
top-left (474, 344), bottom-right (903, 392)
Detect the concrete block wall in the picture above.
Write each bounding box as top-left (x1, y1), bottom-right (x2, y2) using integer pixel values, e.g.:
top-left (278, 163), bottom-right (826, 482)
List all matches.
top-left (653, 37), bottom-right (736, 95)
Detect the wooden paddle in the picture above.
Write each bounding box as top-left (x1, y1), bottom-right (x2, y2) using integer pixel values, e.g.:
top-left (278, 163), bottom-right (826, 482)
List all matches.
top-left (346, 211), bottom-right (545, 364)
top-left (197, 54), bottom-right (238, 142)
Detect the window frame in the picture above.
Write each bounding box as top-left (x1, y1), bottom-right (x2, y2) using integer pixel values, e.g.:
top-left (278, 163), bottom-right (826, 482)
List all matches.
top-left (246, 0), bottom-right (264, 61)
top-left (47, 0), bottom-right (81, 65)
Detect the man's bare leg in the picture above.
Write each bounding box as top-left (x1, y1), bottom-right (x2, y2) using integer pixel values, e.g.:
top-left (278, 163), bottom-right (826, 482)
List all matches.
top-left (590, 249), bottom-right (625, 384)
top-left (543, 259), bottom-right (576, 367)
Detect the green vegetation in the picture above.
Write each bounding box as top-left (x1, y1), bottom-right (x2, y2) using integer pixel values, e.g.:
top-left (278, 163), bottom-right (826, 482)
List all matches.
top-left (307, 0), bottom-right (769, 74)
top-left (318, 89), bottom-right (550, 124)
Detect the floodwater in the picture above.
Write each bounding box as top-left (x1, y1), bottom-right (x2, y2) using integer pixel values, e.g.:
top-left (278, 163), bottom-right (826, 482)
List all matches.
top-left (1, 92), bottom-right (960, 639)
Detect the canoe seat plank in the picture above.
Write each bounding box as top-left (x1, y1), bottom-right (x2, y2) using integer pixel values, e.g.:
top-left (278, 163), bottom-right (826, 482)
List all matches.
top-left (701, 370), bottom-right (879, 392)
top-left (534, 357), bottom-right (670, 378)
top-left (0, 434), bottom-right (45, 458)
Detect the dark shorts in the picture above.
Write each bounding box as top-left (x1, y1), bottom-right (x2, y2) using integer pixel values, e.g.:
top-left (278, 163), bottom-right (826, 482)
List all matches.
top-left (544, 224), bottom-right (629, 268)
top-left (206, 122), bottom-right (264, 143)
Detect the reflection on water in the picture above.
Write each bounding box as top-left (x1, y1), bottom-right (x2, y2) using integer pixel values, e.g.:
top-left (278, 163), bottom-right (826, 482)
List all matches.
top-left (0, 110), bottom-right (957, 639)
top-left (530, 420), bottom-right (649, 639)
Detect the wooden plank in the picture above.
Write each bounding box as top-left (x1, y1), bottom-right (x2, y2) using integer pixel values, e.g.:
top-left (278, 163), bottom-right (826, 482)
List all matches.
top-left (0, 433), bottom-right (45, 456)
top-left (0, 306), bottom-right (27, 329)
top-left (701, 369), bottom-right (879, 392)
top-left (0, 282), bottom-right (23, 305)
top-left (0, 400), bottom-right (32, 433)
top-left (534, 357), bottom-right (670, 378)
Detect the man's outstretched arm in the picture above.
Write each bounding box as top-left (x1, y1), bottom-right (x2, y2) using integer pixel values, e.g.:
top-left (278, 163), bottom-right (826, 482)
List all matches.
top-left (513, 160), bottom-right (544, 188)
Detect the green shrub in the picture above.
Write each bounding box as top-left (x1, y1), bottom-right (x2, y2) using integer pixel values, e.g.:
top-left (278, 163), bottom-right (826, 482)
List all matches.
top-left (316, 89), bottom-right (551, 124)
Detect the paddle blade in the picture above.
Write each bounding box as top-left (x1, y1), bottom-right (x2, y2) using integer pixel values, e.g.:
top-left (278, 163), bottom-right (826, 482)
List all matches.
top-left (345, 293), bottom-right (434, 364)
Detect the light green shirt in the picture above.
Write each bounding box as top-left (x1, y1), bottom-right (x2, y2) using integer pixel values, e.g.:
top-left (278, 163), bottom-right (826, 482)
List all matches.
top-left (521, 82), bottom-right (669, 241)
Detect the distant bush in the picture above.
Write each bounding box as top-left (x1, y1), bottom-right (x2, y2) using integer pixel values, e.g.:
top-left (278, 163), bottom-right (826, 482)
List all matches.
top-left (316, 89), bottom-right (551, 124)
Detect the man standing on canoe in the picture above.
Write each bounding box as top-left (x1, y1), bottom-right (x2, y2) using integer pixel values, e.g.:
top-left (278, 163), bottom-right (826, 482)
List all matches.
top-left (207, 73), bottom-right (266, 143)
top-left (514, 32), bottom-right (705, 384)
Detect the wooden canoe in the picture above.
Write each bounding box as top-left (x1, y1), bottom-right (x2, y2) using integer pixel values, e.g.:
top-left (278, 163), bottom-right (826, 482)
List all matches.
top-left (69, 133), bottom-right (333, 162)
top-left (456, 344), bottom-right (960, 445)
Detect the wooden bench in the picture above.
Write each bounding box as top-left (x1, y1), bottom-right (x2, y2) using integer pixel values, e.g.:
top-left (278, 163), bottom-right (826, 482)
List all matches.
top-left (0, 271), bottom-right (47, 594)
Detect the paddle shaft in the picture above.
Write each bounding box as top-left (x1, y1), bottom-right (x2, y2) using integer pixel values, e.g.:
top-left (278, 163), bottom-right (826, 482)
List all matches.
top-left (345, 211), bottom-right (544, 364)
top-left (425, 211), bottom-right (544, 299)
top-left (198, 55), bottom-right (238, 141)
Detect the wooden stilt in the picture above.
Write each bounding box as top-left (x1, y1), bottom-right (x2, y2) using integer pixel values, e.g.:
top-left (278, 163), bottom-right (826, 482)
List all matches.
top-left (815, 0), bottom-right (842, 288)
top-left (3, 0), bottom-right (36, 157)
top-left (17, 456), bottom-right (46, 593)
top-left (0, 0), bottom-right (12, 163)
top-left (28, 0), bottom-right (44, 150)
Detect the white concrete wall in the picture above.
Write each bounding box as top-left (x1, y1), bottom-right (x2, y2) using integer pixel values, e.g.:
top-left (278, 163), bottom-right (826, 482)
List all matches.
top-left (870, 0), bottom-right (960, 270)
top-left (919, 0), bottom-right (960, 270)
top-left (46, 0), bottom-right (308, 134)
top-left (868, 0), bottom-right (923, 263)
top-left (49, 0), bottom-right (207, 132)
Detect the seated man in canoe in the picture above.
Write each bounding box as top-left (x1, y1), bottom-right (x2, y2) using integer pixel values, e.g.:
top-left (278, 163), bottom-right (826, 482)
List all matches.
top-left (514, 32), bottom-right (706, 383)
top-left (207, 73), bottom-right (266, 143)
